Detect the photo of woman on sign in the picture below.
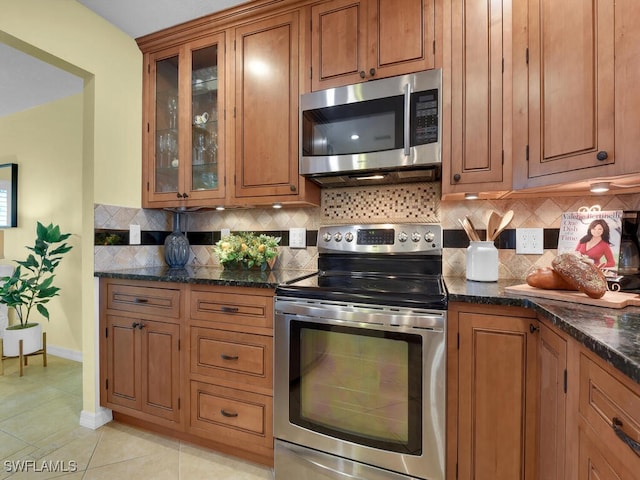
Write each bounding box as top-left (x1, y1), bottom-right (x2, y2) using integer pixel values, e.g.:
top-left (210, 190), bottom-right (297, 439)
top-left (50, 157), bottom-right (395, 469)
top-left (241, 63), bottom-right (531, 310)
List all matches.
top-left (575, 219), bottom-right (616, 268)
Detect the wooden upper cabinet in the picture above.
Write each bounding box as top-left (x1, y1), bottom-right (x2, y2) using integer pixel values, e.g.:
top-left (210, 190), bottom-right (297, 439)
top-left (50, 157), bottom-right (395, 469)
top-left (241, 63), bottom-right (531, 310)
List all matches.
top-left (310, 0), bottom-right (435, 91)
top-left (142, 34), bottom-right (227, 208)
top-left (441, 0), bottom-right (512, 197)
top-left (233, 11), bottom-right (319, 205)
top-left (513, 0), bottom-right (620, 188)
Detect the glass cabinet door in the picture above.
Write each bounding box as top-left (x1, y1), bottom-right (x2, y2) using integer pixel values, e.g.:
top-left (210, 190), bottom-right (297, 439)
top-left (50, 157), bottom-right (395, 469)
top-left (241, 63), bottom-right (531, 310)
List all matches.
top-left (189, 43), bottom-right (222, 197)
top-left (154, 54), bottom-right (180, 195)
top-left (146, 34), bottom-right (225, 207)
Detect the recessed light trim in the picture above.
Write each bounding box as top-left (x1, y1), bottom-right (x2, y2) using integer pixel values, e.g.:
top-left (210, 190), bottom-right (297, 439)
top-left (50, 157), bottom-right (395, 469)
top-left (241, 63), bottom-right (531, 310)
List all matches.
top-left (590, 182), bottom-right (610, 193)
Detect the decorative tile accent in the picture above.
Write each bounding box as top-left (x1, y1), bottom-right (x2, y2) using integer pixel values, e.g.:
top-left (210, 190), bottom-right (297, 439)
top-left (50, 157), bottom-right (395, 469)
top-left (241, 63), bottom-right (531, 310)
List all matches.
top-left (320, 182), bottom-right (440, 224)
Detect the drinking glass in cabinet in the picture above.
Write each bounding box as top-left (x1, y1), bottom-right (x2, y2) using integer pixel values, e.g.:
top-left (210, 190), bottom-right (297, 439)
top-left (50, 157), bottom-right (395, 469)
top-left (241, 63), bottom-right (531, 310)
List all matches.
top-left (167, 96), bottom-right (177, 129)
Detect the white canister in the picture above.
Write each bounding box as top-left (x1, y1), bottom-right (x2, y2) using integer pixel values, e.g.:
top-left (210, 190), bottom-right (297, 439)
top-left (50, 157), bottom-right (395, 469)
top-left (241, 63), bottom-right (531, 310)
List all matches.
top-left (466, 241), bottom-right (499, 282)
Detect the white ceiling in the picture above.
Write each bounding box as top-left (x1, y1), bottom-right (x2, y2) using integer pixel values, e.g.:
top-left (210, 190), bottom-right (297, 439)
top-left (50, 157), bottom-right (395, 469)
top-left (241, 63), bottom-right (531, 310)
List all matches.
top-left (0, 0), bottom-right (247, 118)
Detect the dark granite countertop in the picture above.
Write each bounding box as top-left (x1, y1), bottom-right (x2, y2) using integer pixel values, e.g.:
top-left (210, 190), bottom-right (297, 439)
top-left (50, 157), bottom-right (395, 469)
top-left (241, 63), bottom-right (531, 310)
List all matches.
top-left (445, 277), bottom-right (640, 386)
top-left (94, 266), bottom-right (316, 289)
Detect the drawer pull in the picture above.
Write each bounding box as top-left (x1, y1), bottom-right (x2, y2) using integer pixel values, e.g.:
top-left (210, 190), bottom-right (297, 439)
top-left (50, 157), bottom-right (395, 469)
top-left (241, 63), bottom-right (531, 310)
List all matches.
top-left (220, 409), bottom-right (238, 418)
top-left (220, 354), bottom-right (239, 361)
top-left (612, 417), bottom-right (640, 457)
top-left (134, 298), bottom-right (149, 304)
top-left (220, 306), bottom-right (239, 313)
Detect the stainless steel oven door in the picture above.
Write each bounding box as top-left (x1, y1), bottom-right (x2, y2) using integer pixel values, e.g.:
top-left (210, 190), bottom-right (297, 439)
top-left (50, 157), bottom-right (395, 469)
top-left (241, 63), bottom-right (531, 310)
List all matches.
top-left (274, 297), bottom-right (446, 480)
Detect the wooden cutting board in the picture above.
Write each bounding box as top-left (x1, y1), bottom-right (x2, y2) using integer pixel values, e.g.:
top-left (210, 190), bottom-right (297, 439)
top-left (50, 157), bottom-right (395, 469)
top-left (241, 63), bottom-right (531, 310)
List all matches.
top-left (504, 284), bottom-right (640, 309)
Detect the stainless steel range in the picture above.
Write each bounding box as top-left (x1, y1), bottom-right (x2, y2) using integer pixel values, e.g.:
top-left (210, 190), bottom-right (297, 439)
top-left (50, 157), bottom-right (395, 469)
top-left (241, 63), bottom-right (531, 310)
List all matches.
top-left (274, 224), bottom-right (447, 480)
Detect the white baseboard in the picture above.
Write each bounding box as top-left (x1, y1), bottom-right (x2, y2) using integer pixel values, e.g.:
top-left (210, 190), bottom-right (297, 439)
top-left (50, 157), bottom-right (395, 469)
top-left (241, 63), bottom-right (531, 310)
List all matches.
top-left (47, 345), bottom-right (83, 363)
top-left (79, 407), bottom-right (112, 430)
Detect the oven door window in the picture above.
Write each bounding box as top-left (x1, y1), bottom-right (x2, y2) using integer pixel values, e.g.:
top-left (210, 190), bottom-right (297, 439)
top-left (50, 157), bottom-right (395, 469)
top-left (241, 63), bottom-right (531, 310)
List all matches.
top-left (289, 321), bottom-right (422, 455)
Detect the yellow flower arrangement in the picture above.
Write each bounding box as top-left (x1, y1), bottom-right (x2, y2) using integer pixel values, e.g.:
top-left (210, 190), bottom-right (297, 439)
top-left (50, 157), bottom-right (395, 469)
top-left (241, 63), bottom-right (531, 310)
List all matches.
top-left (213, 232), bottom-right (280, 270)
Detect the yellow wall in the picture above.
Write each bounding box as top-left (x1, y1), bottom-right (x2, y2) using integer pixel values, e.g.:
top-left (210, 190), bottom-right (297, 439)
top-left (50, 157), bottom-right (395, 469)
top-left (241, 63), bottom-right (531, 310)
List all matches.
top-left (0, 94), bottom-right (84, 352)
top-left (0, 0), bottom-right (143, 416)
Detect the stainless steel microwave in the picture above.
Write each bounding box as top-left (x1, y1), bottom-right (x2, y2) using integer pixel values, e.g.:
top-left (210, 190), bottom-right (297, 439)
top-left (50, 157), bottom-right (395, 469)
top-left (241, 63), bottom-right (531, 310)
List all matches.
top-left (299, 69), bottom-right (442, 187)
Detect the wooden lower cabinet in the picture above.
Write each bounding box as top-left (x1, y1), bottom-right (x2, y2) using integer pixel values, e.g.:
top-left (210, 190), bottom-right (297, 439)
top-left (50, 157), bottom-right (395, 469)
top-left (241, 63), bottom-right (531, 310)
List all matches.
top-left (574, 348), bottom-right (640, 479)
top-left (447, 302), bottom-right (538, 480)
top-left (537, 322), bottom-right (568, 480)
top-left (100, 279), bottom-right (184, 430)
top-left (187, 284), bottom-right (275, 465)
top-left (100, 279), bottom-right (275, 466)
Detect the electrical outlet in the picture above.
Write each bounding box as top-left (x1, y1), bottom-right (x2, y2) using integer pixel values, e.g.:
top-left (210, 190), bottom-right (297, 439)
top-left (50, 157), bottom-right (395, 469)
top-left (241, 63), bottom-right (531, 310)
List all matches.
top-left (129, 224), bottom-right (141, 245)
top-left (221, 228), bottom-right (231, 238)
top-left (516, 228), bottom-right (544, 254)
top-left (289, 227), bottom-right (307, 248)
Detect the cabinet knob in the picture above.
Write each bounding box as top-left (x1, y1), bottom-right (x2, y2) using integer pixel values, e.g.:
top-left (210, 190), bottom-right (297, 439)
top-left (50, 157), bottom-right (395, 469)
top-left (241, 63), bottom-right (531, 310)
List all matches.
top-left (359, 71), bottom-right (366, 79)
top-left (453, 174), bottom-right (461, 182)
top-left (596, 151), bottom-right (608, 161)
top-left (176, 193), bottom-right (183, 198)
top-left (369, 68), bottom-right (376, 77)
top-left (182, 192), bottom-right (189, 198)
top-left (290, 184), bottom-right (297, 192)
top-left (529, 323), bottom-right (539, 334)
top-left (131, 322), bottom-right (139, 329)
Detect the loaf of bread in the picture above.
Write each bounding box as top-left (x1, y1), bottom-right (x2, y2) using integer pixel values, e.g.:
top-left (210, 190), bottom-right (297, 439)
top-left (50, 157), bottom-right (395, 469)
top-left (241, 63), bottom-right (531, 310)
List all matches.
top-left (526, 267), bottom-right (578, 291)
top-left (551, 253), bottom-right (607, 299)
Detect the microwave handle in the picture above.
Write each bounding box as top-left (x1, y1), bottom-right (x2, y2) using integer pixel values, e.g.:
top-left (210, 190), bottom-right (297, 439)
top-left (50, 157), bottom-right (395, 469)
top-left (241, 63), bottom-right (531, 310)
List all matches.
top-left (403, 83), bottom-right (411, 156)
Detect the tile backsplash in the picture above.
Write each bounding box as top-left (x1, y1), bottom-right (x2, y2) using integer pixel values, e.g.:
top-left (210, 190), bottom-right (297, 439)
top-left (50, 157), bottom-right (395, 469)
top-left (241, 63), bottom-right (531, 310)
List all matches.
top-left (94, 184), bottom-right (640, 279)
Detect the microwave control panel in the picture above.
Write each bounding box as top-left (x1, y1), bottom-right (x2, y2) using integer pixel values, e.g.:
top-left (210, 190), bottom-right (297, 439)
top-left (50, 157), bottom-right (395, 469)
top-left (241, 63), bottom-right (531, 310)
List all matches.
top-left (412, 89), bottom-right (439, 145)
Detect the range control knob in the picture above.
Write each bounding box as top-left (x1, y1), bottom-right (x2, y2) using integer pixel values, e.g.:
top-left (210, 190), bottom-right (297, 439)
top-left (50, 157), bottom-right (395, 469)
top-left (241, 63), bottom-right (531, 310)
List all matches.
top-left (334, 232), bottom-right (343, 242)
top-left (398, 231), bottom-right (408, 243)
top-left (411, 232), bottom-right (422, 242)
top-left (345, 232), bottom-right (354, 242)
top-left (424, 231), bottom-right (435, 243)
top-left (323, 232), bottom-right (332, 242)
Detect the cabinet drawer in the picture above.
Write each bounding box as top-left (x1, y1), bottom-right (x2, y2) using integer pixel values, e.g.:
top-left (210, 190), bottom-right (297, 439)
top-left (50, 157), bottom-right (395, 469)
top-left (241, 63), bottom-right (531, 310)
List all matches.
top-left (189, 381), bottom-right (273, 450)
top-left (579, 352), bottom-right (640, 467)
top-left (191, 327), bottom-right (273, 391)
top-left (107, 283), bottom-right (180, 319)
top-left (190, 289), bottom-right (273, 330)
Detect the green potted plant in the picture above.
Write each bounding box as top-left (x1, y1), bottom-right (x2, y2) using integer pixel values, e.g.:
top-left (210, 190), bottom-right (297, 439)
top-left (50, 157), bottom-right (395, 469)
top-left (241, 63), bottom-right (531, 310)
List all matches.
top-left (213, 232), bottom-right (280, 270)
top-left (0, 222), bottom-right (73, 357)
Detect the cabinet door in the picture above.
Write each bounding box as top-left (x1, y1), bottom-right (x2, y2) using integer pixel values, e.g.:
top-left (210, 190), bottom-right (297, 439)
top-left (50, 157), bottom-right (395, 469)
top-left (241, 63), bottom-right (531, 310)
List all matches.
top-left (457, 311), bottom-right (537, 480)
top-left (442, 0), bottom-right (511, 196)
top-left (310, 0), bottom-right (435, 91)
top-left (140, 319), bottom-right (181, 423)
top-left (370, 0), bottom-right (435, 79)
top-left (524, 0), bottom-right (615, 180)
top-left (233, 11), bottom-right (301, 199)
top-left (538, 323), bottom-right (567, 480)
top-left (105, 315), bottom-right (141, 411)
top-left (143, 34), bottom-right (226, 207)
top-left (311, 0), bottom-right (368, 91)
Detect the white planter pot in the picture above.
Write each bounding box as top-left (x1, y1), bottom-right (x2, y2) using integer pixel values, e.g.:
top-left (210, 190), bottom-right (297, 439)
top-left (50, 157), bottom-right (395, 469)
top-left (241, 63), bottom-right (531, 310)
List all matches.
top-left (2, 323), bottom-right (42, 357)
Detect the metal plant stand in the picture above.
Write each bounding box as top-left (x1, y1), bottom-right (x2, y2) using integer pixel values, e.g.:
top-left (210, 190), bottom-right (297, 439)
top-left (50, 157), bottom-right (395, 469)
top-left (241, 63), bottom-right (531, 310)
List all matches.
top-left (0, 332), bottom-right (47, 377)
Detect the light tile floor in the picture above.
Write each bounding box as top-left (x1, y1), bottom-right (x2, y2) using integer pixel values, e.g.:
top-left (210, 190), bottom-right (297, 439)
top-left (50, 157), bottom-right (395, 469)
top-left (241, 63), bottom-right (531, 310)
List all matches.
top-left (0, 355), bottom-right (273, 479)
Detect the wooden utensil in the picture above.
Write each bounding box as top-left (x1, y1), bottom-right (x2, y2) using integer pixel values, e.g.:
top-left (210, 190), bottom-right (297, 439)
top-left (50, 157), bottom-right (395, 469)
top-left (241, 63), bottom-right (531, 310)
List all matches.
top-left (458, 218), bottom-right (476, 241)
top-left (486, 211), bottom-right (500, 241)
top-left (492, 210), bottom-right (514, 240)
top-left (465, 216), bottom-right (482, 241)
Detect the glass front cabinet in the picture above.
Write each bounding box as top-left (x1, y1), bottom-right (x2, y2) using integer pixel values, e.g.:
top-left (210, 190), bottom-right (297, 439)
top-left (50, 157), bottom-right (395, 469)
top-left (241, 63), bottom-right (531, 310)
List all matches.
top-left (143, 34), bottom-right (225, 207)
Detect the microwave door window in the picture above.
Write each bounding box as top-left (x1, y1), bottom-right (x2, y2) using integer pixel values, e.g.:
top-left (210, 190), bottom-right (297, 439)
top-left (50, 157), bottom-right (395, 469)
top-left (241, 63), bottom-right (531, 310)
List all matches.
top-left (302, 95), bottom-right (404, 156)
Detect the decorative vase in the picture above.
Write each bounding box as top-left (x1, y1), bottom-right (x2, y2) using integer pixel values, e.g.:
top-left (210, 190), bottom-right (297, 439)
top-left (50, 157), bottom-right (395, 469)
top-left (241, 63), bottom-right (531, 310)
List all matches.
top-left (164, 211), bottom-right (190, 268)
top-left (3, 322), bottom-right (42, 357)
